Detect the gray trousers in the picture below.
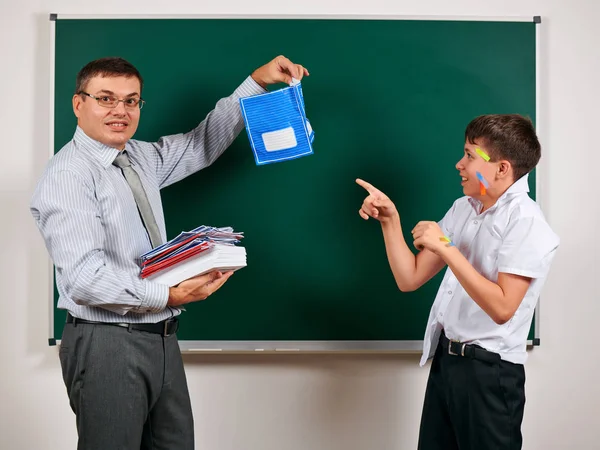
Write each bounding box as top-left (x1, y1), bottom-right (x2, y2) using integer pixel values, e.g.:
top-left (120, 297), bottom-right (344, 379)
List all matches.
top-left (59, 321), bottom-right (194, 450)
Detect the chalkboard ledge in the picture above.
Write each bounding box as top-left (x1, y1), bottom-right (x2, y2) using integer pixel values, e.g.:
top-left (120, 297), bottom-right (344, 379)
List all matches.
top-left (48, 338), bottom-right (540, 351)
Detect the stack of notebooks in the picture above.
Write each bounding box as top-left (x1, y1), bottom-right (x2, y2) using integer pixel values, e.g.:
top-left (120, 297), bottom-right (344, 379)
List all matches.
top-left (140, 226), bottom-right (247, 287)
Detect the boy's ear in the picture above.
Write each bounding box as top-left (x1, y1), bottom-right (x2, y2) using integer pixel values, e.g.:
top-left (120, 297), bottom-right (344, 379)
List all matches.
top-left (497, 160), bottom-right (512, 179)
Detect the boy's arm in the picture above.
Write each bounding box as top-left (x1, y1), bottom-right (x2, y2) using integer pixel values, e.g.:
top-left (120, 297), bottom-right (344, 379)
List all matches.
top-left (381, 215), bottom-right (447, 292)
top-left (412, 217), bottom-right (559, 324)
top-left (438, 246), bottom-right (531, 324)
top-left (356, 179), bottom-right (447, 292)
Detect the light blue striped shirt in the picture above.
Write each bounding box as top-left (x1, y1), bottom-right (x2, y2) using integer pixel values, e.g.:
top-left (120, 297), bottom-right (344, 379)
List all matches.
top-left (31, 76), bottom-right (264, 323)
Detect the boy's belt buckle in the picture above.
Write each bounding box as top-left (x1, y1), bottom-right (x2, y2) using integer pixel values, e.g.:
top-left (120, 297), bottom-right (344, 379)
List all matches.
top-left (449, 340), bottom-right (466, 357)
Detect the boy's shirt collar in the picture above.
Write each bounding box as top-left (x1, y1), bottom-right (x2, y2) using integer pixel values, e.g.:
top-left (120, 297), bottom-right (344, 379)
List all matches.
top-left (468, 173), bottom-right (530, 214)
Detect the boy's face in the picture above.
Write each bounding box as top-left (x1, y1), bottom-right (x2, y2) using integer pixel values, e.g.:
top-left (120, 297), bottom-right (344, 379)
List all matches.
top-left (455, 139), bottom-right (498, 198)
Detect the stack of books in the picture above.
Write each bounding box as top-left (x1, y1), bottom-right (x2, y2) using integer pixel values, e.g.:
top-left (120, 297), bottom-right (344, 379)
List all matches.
top-left (140, 226), bottom-right (246, 287)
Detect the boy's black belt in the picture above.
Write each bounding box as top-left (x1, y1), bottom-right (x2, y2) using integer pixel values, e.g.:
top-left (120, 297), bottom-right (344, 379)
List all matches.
top-left (440, 332), bottom-right (501, 364)
top-left (66, 312), bottom-right (178, 337)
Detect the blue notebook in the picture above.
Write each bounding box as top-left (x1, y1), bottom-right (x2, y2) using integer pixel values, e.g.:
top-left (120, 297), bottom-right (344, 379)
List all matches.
top-left (239, 80), bottom-right (314, 165)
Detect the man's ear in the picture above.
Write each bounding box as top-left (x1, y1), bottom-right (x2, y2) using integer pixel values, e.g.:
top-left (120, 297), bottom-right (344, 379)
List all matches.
top-left (73, 94), bottom-right (82, 118)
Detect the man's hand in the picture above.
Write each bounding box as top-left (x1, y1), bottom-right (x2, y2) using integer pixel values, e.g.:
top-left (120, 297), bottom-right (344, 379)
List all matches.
top-left (411, 221), bottom-right (450, 254)
top-left (167, 271), bottom-right (234, 307)
top-left (356, 178), bottom-right (399, 224)
top-left (251, 55), bottom-right (309, 88)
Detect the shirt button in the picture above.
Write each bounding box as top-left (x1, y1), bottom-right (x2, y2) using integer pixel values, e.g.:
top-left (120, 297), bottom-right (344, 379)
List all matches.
top-left (474, 220), bottom-right (478, 225)
top-left (448, 290), bottom-right (452, 295)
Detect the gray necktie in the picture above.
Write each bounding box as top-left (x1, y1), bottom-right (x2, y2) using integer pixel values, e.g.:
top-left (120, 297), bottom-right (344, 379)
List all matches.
top-left (113, 152), bottom-right (163, 248)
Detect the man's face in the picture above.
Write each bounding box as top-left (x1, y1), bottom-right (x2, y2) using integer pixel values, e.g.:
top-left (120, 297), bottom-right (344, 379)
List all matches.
top-left (73, 75), bottom-right (142, 150)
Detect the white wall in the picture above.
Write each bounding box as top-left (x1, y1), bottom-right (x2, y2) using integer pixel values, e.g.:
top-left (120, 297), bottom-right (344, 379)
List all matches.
top-left (1, 1), bottom-right (598, 449)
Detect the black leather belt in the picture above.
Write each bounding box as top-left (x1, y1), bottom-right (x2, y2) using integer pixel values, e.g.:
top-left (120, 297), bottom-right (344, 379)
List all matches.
top-left (440, 332), bottom-right (501, 364)
top-left (66, 313), bottom-right (179, 337)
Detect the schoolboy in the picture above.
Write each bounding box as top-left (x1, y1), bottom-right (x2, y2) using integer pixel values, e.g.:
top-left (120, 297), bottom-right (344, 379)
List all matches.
top-left (356, 114), bottom-right (559, 449)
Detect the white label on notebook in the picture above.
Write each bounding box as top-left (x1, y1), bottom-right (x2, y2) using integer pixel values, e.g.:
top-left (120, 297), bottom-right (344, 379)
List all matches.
top-left (262, 127), bottom-right (297, 152)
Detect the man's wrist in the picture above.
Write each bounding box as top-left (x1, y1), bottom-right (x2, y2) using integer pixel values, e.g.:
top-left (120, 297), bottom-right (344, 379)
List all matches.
top-left (168, 287), bottom-right (183, 307)
top-left (250, 71), bottom-right (267, 89)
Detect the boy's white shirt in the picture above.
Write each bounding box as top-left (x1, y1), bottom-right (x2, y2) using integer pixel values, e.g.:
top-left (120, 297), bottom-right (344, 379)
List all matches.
top-left (421, 174), bottom-right (560, 366)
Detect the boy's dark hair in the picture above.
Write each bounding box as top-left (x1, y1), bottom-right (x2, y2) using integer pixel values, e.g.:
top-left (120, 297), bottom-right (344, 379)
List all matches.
top-left (75, 57), bottom-right (143, 95)
top-left (465, 114), bottom-right (541, 181)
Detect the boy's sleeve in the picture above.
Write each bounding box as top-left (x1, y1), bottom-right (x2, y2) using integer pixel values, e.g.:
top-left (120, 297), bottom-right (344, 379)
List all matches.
top-left (437, 200), bottom-right (458, 238)
top-left (497, 216), bottom-right (560, 279)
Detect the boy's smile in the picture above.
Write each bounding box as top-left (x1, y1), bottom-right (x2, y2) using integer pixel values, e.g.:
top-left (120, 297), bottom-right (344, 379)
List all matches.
top-left (456, 140), bottom-right (496, 199)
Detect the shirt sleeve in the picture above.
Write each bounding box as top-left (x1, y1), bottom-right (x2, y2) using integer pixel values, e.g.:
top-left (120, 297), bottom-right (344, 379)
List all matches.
top-left (144, 76), bottom-right (266, 189)
top-left (438, 200), bottom-right (459, 238)
top-left (497, 215), bottom-right (560, 279)
top-left (30, 169), bottom-right (169, 315)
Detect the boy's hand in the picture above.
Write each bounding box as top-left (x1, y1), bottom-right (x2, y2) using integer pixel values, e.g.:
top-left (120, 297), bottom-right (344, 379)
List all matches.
top-left (411, 221), bottom-right (451, 254)
top-left (356, 178), bottom-right (398, 223)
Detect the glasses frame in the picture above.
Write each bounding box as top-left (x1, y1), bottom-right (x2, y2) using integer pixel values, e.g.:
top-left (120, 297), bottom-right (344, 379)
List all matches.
top-left (78, 91), bottom-right (145, 110)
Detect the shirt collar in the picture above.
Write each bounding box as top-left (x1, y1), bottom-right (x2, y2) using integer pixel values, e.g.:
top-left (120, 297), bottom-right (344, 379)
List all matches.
top-left (73, 126), bottom-right (122, 168)
top-left (468, 173), bottom-right (531, 214)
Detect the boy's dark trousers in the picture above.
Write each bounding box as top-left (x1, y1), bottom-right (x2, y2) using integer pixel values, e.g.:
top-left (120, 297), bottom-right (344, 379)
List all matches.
top-left (417, 332), bottom-right (526, 450)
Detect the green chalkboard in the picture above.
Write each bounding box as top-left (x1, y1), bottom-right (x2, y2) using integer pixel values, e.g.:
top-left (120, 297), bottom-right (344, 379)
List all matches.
top-left (52, 17), bottom-right (537, 349)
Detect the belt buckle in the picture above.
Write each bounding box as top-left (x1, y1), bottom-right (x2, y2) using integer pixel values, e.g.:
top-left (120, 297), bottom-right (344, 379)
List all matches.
top-left (448, 340), bottom-right (466, 357)
top-left (163, 320), bottom-right (170, 337)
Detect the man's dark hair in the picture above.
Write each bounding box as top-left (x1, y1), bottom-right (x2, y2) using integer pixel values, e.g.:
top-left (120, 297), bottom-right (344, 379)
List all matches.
top-left (75, 57), bottom-right (143, 95)
top-left (465, 114), bottom-right (541, 181)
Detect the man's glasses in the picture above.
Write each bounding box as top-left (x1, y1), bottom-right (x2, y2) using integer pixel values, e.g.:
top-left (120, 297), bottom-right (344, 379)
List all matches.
top-left (79, 92), bottom-right (145, 110)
